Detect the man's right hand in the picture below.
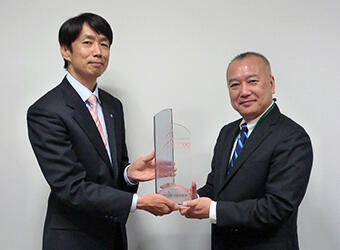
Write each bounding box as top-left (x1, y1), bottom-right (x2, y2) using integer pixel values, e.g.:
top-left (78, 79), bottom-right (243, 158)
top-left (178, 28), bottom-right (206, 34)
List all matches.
top-left (137, 194), bottom-right (179, 216)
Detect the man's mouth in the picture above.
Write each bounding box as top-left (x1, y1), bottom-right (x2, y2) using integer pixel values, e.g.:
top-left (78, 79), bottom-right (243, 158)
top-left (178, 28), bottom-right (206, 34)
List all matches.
top-left (239, 100), bottom-right (255, 106)
top-left (89, 61), bottom-right (104, 66)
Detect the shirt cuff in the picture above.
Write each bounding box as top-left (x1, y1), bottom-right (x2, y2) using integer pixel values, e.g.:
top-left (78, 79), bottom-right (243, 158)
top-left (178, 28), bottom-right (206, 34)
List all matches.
top-left (124, 165), bottom-right (139, 186)
top-left (209, 200), bottom-right (217, 224)
top-left (130, 194), bottom-right (138, 212)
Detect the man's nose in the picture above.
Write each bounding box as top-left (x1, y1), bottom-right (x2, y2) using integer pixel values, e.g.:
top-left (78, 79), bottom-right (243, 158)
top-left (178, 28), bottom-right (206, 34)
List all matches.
top-left (92, 42), bottom-right (102, 56)
top-left (240, 83), bottom-right (251, 96)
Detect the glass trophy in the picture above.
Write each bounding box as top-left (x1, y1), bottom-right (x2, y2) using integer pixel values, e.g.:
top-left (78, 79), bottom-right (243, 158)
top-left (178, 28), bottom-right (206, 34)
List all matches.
top-left (154, 109), bottom-right (192, 205)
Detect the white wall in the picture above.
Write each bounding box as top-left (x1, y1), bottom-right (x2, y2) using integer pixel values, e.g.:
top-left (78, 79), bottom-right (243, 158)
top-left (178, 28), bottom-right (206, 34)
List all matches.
top-left (1, 0), bottom-right (339, 249)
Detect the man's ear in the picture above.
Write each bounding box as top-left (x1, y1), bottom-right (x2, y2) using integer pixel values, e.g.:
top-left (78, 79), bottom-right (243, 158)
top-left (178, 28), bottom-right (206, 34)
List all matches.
top-left (60, 45), bottom-right (71, 63)
top-left (270, 75), bottom-right (276, 94)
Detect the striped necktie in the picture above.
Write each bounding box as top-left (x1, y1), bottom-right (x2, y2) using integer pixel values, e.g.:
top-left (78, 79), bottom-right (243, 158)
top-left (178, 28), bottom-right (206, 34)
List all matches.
top-left (87, 94), bottom-right (107, 147)
top-left (227, 123), bottom-right (248, 174)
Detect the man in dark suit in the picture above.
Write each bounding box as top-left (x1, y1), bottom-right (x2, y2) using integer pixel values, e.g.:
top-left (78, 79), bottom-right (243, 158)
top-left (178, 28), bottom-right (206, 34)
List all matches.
top-left (180, 52), bottom-right (313, 249)
top-left (27, 13), bottom-right (178, 250)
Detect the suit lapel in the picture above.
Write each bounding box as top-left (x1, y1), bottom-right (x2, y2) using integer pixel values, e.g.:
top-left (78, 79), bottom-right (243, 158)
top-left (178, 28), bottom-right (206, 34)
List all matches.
top-left (100, 90), bottom-right (119, 180)
top-left (218, 105), bottom-right (281, 195)
top-left (217, 122), bottom-right (240, 186)
top-left (60, 78), bottom-right (112, 169)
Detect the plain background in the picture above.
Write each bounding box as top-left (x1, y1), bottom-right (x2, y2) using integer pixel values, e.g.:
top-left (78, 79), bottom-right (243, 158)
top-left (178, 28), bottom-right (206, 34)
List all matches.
top-left (1, 0), bottom-right (339, 249)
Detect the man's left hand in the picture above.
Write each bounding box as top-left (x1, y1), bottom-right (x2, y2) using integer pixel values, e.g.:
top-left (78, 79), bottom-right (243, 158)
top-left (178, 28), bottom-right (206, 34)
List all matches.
top-left (127, 152), bottom-right (155, 182)
top-left (180, 197), bottom-right (211, 219)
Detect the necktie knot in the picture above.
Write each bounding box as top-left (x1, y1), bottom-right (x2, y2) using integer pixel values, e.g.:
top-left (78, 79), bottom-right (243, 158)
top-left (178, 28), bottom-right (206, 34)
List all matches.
top-left (241, 123), bottom-right (248, 133)
top-left (88, 94), bottom-right (97, 107)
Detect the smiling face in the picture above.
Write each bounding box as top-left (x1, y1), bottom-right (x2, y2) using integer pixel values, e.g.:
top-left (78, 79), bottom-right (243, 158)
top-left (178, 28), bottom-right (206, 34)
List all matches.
top-left (227, 55), bottom-right (275, 122)
top-left (60, 22), bottom-right (110, 90)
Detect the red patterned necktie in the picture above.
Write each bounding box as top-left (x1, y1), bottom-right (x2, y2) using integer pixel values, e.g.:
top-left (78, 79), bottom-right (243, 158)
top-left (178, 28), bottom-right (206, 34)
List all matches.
top-left (87, 94), bottom-right (107, 147)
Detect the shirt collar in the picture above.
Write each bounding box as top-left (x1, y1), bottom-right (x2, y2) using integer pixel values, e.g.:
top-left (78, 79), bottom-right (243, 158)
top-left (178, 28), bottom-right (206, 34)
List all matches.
top-left (239, 101), bottom-right (275, 130)
top-left (66, 72), bottom-right (101, 104)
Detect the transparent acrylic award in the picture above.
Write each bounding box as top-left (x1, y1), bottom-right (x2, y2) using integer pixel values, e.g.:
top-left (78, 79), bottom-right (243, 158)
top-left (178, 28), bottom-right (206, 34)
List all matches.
top-left (153, 109), bottom-right (192, 205)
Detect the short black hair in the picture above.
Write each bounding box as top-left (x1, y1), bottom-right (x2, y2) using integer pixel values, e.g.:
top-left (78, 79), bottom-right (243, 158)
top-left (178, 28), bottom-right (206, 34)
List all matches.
top-left (226, 52), bottom-right (272, 81)
top-left (58, 13), bottom-right (113, 69)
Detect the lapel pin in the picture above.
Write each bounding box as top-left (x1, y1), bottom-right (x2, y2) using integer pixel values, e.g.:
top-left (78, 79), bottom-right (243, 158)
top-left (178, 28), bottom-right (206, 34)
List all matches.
top-left (110, 113), bottom-right (114, 118)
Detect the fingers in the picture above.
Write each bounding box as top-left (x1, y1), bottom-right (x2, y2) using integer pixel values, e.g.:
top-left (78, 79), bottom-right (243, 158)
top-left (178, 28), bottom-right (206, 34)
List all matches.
top-left (191, 181), bottom-right (197, 191)
top-left (179, 205), bottom-right (197, 219)
top-left (180, 197), bottom-right (211, 219)
top-left (142, 151), bottom-right (154, 162)
top-left (157, 194), bottom-right (179, 211)
top-left (137, 194), bottom-right (179, 216)
top-left (182, 199), bottom-right (198, 208)
top-left (167, 200), bottom-right (180, 211)
top-left (179, 206), bottom-right (190, 215)
top-left (172, 167), bottom-right (177, 177)
top-left (154, 198), bottom-right (179, 215)
top-left (191, 181), bottom-right (198, 199)
top-left (154, 205), bottom-right (172, 216)
top-left (180, 199), bottom-right (200, 218)
top-left (160, 183), bottom-right (172, 189)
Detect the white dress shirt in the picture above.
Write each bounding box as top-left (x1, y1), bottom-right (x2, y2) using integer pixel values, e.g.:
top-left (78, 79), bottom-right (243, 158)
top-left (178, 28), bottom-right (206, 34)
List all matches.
top-left (209, 101), bottom-right (275, 224)
top-left (67, 73), bottom-right (138, 212)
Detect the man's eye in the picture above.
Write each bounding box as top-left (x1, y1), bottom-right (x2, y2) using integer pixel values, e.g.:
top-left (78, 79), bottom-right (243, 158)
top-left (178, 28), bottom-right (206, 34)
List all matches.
top-left (249, 80), bottom-right (258, 84)
top-left (229, 83), bottom-right (239, 88)
top-left (83, 41), bottom-right (91, 45)
top-left (101, 43), bottom-right (109, 47)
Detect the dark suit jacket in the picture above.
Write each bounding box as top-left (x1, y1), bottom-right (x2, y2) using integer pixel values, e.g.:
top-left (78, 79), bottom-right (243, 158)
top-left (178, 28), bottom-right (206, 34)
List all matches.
top-left (198, 104), bottom-right (313, 250)
top-left (27, 77), bottom-right (137, 250)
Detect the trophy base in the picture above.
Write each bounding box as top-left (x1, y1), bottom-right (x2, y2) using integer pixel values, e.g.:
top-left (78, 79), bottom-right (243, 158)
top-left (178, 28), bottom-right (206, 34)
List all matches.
top-left (159, 184), bottom-right (192, 205)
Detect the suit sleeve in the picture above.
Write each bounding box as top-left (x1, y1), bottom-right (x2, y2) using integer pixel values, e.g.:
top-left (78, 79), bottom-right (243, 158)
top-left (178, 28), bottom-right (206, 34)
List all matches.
top-left (198, 148), bottom-right (218, 199)
top-left (115, 100), bottom-right (138, 194)
top-left (27, 105), bottom-right (133, 222)
top-left (198, 126), bottom-right (228, 198)
top-left (215, 129), bottom-right (313, 230)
